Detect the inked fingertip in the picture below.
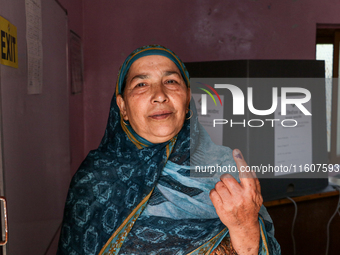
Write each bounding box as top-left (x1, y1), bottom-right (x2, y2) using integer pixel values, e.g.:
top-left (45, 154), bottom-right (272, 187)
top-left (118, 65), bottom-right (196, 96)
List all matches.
top-left (233, 149), bottom-right (243, 160)
top-left (220, 173), bottom-right (232, 180)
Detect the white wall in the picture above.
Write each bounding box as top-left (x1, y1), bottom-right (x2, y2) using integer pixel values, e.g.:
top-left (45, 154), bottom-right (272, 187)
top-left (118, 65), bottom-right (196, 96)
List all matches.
top-left (0, 0), bottom-right (71, 254)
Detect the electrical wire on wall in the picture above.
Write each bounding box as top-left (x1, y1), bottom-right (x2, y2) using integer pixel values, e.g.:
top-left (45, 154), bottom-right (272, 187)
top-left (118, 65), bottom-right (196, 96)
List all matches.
top-left (286, 197), bottom-right (297, 255)
top-left (325, 186), bottom-right (340, 255)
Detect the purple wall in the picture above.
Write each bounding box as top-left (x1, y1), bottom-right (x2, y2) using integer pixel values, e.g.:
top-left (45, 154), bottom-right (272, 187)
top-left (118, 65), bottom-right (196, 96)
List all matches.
top-left (60, 0), bottom-right (340, 166)
top-left (80, 0), bottom-right (340, 154)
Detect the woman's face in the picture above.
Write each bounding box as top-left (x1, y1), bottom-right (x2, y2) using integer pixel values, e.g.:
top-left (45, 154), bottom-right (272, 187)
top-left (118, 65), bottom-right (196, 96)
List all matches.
top-left (117, 55), bottom-right (191, 144)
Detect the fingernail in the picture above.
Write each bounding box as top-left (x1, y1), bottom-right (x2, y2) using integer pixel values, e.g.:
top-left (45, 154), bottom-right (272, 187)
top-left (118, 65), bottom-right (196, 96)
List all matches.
top-left (233, 149), bottom-right (243, 160)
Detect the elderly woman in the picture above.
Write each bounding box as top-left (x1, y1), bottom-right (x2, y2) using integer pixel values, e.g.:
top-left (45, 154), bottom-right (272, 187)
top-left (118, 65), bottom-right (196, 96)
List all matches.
top-left (58, 45), bottom-right (280, 255)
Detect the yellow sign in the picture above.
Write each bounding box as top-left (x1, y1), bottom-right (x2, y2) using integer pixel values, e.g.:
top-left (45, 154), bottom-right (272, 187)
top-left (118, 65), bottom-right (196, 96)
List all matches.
top-left (0, 16), bottom-right (18, 68)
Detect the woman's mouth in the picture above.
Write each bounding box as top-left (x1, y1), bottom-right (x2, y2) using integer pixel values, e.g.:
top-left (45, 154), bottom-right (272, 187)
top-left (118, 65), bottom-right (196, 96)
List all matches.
top-left (149, 111), bottom-right (173, 120)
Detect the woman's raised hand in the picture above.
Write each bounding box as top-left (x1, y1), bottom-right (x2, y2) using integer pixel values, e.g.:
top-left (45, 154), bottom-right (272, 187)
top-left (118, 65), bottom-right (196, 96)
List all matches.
top-left (209, 149), bottom-right (263, 255)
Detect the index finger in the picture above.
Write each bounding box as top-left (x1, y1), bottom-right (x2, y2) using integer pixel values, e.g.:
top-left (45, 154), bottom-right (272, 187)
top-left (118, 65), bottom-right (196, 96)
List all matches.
top-left (233, 149), bottom-right (259, 190)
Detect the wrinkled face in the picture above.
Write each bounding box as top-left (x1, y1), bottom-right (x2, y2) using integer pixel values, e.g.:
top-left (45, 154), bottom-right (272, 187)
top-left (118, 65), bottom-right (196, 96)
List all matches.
top-left (117, 55), bottom-right (191, 144)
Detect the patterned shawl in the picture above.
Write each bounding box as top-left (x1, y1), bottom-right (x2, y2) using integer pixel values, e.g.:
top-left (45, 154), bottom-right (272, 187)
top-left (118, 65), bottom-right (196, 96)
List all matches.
top-left (57, 45), bottom-right (280, 255)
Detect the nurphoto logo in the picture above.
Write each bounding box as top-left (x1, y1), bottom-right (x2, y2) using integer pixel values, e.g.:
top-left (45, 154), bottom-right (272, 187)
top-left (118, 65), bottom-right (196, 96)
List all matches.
top-left (197, 82), bottom-right (312, 128)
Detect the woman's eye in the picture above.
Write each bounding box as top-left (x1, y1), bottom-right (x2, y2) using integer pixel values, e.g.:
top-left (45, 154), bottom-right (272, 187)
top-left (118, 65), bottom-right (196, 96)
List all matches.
top-left (135, 83), bottom-right (146, 88)
top-left (165, 80), bottom-right (178, 84)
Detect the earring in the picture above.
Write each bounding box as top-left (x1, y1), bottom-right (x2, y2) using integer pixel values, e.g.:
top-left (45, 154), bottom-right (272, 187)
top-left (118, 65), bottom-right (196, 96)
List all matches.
top-left (186, 109), bottom-right (193, 120)
top-left (122, 119), bottom-right (130, 126)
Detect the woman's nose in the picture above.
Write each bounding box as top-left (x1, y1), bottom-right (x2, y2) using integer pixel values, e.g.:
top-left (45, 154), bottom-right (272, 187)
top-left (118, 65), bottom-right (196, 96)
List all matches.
top-left (152, 84), bottom-right (169, 103)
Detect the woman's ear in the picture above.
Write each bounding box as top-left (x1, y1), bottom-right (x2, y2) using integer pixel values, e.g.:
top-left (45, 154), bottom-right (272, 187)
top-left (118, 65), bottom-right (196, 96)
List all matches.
top-left (116, 95), bottom-right (129, 121)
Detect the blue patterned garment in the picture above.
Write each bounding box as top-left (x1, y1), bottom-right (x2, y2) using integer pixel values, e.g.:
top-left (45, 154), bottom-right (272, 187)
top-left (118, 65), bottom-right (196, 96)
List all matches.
top-left (57, 45), bottom-right (281, 255)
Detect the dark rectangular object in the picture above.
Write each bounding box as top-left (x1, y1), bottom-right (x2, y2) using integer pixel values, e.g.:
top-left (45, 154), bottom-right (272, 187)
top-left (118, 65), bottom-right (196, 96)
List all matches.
top-left (185, 60), bottom-right (328, 201)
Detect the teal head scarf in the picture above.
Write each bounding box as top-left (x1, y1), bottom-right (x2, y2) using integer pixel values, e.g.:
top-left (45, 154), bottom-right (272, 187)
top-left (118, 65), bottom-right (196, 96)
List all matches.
top-left (58, 45), bottom-right (200, 255)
